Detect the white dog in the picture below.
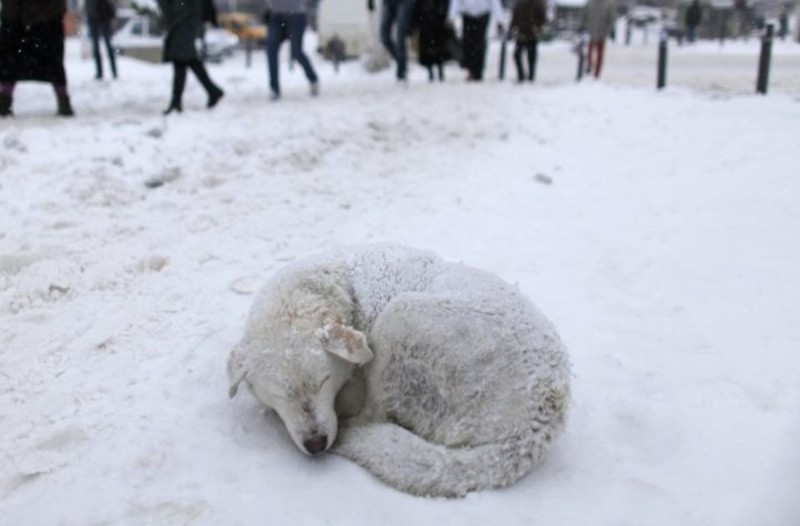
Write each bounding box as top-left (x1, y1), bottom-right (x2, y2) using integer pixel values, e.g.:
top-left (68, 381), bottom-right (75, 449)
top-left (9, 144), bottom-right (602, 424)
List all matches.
top-left (227, 244), bottom-right (570, 497)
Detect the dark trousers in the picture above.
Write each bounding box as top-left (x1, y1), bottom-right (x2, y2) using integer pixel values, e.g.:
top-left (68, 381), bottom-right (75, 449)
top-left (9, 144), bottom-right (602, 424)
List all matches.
top-left (461, 13), bottom-right (490, 80)
top-left (88, 17), bottom-right (117, 79)
top-left (686, 25), bottom-right (698, 43)
top-left (170, 60), bottom-right (219, 104)
top-left (380, 0), bottom-right (414, 80)
top-left (427, 64), bottom-right (444, 81)
top-left (267, 13), bottom-right (318, 95)
top-left (513, 39), bottom-right (538, 82)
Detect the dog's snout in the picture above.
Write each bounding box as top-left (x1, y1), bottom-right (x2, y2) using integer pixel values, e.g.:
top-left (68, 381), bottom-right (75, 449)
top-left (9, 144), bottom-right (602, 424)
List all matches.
top-left (303, 435), bottom-right (328, 455)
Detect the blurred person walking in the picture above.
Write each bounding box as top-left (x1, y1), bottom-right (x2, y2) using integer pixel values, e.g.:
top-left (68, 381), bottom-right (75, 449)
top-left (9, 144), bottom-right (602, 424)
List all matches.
top-left (413, 0), bottom-right (450, 82)
top-left (684, 0), bottom-right (702, 43)
top-left (447, 0), bottom-right (506, 82)
top-left (777, 5), bottom-right (788, 40)
top-left (0, 0), bottom-right (74, 117)
top-left (581, 0), bottom-right (616, 79)
top-left (85, 0), bottom-right (118, 80)
top-left (265, 0), bottom-right (319, 100)
top-left (369, 0), bottom-right (415, 82)
top-left (158, 0), bottom-right (224, 115)
top-left (509, 0), bottom-right (546, 83)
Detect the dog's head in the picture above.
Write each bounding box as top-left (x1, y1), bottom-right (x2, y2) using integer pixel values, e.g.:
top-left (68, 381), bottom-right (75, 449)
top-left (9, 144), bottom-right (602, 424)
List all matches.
top-left (227, 317), bottom-right (372, 456)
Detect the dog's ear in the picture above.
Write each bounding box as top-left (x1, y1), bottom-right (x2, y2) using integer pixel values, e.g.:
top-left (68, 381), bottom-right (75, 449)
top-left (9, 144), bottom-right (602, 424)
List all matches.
top-left (320, 322), bottom-right (374, 365)
top-left (227, 343), bottom-right (249, 398)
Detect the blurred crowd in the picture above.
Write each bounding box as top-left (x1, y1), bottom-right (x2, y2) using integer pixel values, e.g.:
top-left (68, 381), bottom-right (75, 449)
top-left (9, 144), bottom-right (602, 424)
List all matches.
top-left (0, 0), bottom-right (794, 117)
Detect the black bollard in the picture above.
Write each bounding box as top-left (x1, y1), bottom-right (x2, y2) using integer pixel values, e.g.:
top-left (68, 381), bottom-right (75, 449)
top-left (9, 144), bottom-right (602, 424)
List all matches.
top-left (625, 20), bottom-right (632, 46)
top-left (756, 24), bottom-right (774, 94)
top-left (245, 38), bottom-right (252, 69)
top-left (576, 34), bottom-right (587, 81)
top-left (657, 30), bottom-right (668, 90)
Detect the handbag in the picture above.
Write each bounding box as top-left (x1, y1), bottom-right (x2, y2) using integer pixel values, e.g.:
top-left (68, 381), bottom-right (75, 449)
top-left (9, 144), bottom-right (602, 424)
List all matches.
top-left (443, 24), bottom-right (463, 64)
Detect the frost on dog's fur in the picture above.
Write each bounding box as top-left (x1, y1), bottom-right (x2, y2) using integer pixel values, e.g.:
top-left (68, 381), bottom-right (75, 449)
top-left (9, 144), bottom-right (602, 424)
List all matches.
top-left (227, 244), bottom-right (571, 497)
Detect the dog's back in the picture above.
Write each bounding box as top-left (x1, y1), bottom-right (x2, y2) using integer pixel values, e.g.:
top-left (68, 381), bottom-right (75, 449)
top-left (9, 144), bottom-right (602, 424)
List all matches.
top-left (328, 245), bottom-right (571, 497)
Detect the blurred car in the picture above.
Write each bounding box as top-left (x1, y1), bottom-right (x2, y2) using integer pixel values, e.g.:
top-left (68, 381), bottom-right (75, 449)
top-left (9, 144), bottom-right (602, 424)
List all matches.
top-left (112, 13), bottom-right (163, 62)
top-left (218, 12), bottom-right (268, 47)
top-left (113, 15), bottom-right (239, 63)
top-left (203, 27), bottom-right (240, 61)
top-left (626, 6), bottom-right (661, 27)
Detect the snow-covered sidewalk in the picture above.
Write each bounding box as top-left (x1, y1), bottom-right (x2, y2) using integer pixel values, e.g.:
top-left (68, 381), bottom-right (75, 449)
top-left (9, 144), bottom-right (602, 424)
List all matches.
top-left (1, 38), bottom-right (799, 525)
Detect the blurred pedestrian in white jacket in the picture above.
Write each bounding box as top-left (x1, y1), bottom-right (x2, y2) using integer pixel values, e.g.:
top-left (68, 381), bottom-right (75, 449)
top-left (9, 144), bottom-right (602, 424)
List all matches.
top-left (448, 0), bottom-right (506, 81)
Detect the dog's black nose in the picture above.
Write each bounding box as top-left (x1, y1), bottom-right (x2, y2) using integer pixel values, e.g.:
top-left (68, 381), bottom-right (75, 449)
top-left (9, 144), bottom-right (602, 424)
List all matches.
top-left (303, 435), bottom-right (328, 455)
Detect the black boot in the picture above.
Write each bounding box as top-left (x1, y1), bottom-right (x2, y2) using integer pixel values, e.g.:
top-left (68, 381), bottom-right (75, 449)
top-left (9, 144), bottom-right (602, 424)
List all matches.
top-left (163, 101), bottom-right (183, 115)
top-left (164, 63), bottom-right (187, 115)
top-left (57, 93), bottom-right (74, 117)
top-left (0, 93), bottom-right (11, 117)
top-left (188, 60), bottom-right (223, 109)
top-left (207, 86), bottom-right (224, 109)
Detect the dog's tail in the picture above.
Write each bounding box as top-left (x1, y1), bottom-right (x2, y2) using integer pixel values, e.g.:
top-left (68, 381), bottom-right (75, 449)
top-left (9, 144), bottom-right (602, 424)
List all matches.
top-left (331, 421), bottom-right (560, 498)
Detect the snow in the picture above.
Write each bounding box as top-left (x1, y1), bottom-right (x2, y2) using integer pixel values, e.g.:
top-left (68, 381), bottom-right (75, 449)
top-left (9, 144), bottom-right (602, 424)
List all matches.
top-left (1, 34), bottom-right (800, 525)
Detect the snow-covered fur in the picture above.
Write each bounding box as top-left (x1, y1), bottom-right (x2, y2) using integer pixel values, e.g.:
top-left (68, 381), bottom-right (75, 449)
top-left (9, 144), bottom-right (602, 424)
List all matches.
top-left (227, 244), bottom-right (570, 497)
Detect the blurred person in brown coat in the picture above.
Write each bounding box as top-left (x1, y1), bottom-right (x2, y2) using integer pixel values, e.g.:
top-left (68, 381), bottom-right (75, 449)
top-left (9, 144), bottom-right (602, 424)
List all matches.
top-left (581, 0), bottom-right (616, 78)
top-left (0, 0), bottom-right (74, 117)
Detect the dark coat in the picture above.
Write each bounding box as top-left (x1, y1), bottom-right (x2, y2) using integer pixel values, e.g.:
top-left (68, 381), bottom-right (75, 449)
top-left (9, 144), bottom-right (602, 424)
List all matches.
top-left (158, 0), bottom-right (202, 62)
top-left (0, 0), bottom-right (67, 83)
top-left (1, 0), bottom-right (65, 26)
top-left (413, 0), bottom-right (449, 67)
top-left (685, 1), bottom-right (702, 27)
top-left (203, 0), bottom-right (218, 26)
top-left (510, 0), bottom-right (547, 42)
top-left (85, 0), bottom-right (117, 23)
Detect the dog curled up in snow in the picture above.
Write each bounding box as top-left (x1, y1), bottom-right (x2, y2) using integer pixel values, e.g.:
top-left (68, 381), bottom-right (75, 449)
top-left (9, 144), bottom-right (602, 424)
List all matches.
top-left (227, 244), bottom-right (570, 497)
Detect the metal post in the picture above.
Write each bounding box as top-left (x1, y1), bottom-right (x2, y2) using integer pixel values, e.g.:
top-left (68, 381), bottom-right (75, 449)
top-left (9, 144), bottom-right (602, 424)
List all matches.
top-left (245, 38), bottom-right (252, 68)
top-left (625, 19), bottom-right (632, 46)
top-left (756, 24), bottom-right (774, 94)
top-left (657, 30), bottom-right (668, 90)
top-left (576, 33), bottom-right (586, 81)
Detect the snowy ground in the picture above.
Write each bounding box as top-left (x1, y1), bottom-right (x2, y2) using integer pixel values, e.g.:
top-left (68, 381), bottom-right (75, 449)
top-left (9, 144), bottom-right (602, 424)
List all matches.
top-left (1, 36), bottom-right (799, 525)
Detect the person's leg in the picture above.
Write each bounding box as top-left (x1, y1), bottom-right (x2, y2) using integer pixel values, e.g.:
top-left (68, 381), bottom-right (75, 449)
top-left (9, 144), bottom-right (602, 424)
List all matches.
top-left (88, 17), bottom-right (103, 78)
top-left (462, 14), bottom-right (479, 79)
top-left (380, 0), bottom-right (398, 60)
top-left (472, 13), bottom-right (490, 81)
top-left (593, 40), bottom-right (605, 78)
top-left (587, 41), bottom-right (596, 73)
top-left (394, 0), bottom-right (413, 80)
top-left (165, 62), bottom-right (187, 114)
top-left (101, 21), bottom-right (117, 79)
top-left (48, 22), bottom-right (72, 115)
top-left (288, 14), bottom-right (318, 87)
top-left (188, 59), bottom-right (224, 107)
top-left (0, 82), bottom-right (15, 116)
top-left (266, 14), bottom-right (287, 97)
top-left (513, 40), bottom-right (525, 82)
top-left (437, 62), bottom-right (444, 81)
top-left (53, 83), bottom-right (74, 116)
top-left (528, 40), bottom-right (538, 82)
